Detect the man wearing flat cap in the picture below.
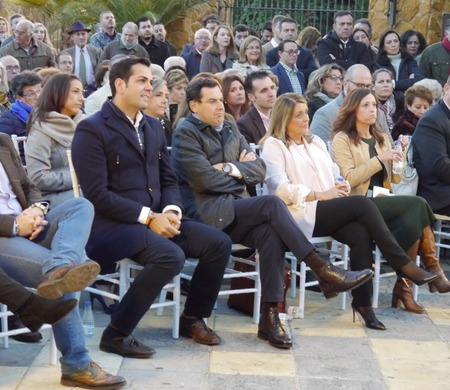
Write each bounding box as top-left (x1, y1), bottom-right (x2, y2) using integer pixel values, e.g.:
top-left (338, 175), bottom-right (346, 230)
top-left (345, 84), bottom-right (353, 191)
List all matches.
top-left (61, 21), bottom-right (101, 91)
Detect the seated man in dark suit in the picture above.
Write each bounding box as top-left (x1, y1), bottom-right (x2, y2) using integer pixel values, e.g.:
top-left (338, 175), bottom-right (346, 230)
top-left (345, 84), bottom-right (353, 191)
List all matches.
top-left (171, 77), bottom-right (373, 350)
top-left (317, 11), bottom-right (372, 70)
top-left (72, 57), bottom-right (232, 358)
top-left (237, 70), bottom-right (277, 145)
top-left (270, 40), bottom-right (306, 96)
top-left (265, 17), bottom-right (317, 82)
top-left (412, 75), bottom-right (450, 215)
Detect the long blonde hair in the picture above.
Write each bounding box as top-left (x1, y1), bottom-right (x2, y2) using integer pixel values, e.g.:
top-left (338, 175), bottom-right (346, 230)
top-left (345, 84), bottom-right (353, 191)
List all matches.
top-left (260, 93), bottom-right (313, 148)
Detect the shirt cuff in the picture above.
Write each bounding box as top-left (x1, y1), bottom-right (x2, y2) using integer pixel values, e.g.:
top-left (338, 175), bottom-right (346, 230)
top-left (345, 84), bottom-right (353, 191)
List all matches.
top-left (138, 207), bottom-right (151, 224)
top-left (228, 163), bottom-right (242, 179)
top-left (163, 205), bottom-right (182, 219)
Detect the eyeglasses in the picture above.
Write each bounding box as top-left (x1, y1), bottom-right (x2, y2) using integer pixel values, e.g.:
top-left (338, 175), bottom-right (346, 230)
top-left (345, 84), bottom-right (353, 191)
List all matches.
top-left (5, 65), bottom-right (20, 71)
top-left (326, 75), bottom-right (343, 82)
top-left (347, 80), bottom-right (373, 89)
top-left (282, 49), bottom-right (299, 56)
top-left (22, 90), bottom-right (41, 98)
top-left (196, 36), bottom-right (211, 41)
top-left (245, 46), bottom-right (261, 51)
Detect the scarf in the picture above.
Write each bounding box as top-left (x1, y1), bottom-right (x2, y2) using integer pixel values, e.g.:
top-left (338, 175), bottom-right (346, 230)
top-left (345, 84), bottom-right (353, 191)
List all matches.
top-left (10, 100), bottom-right (33, 123)
top-left (378, 95), bottom-right (396, 130)
top-left (29, 110), bottom-right (85, 148)
top-left (314, 92), bottom-right (334, 105)
top-left (0, 87), bottom-right (10, 111)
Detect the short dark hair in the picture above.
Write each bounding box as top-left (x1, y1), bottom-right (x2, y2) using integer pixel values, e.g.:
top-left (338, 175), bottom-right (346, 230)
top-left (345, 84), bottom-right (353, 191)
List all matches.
top-left (261, 22), bottom-right (272, 33)
top-left (234, 24), bottom-right (251, 35)
top-left (154, 21), bottom-right (164, 27)
top-left (11, 70), bottom-right (42, 97)
top-left (136, 16), bottom-right (152, 28)
top-left (278, 39), bottom-right (297, 52)
top-left (202, 14), bottom-right (220, 27)
top-left (109, 57), bottom-right (150, 96)
top-left (334, 11), bottom-right (353, 22)
top-left (186, 77), bottom-right (221, 106)
top-left (244, 70), bottom-right (272, 94)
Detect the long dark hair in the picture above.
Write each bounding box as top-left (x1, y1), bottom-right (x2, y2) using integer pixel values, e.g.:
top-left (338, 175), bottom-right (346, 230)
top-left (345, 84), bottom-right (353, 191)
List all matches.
top-left (377, 29), bottom-right (408, 64)
top-left (332, 88), bottom-right (386, 147)
top-left (27, 73), bottom-right (80, 131)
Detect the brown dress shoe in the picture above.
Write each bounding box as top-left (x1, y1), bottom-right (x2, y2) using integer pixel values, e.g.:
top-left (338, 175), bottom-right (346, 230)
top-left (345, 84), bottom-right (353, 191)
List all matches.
top-left (37, 261), bottom-right (100, 299)
top-left (179, 316), bottom-right (221, 345)
top-left (60, 361), bottom-right (126, 389)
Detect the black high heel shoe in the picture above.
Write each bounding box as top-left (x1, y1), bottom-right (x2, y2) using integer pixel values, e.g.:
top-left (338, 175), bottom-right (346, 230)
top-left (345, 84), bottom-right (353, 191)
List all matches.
top-left (89, 282), bottom-right (118, 315)
top-left (352, 306), bottom-right (386, 331)
top-left (90, 292), bottom-right (118, 315)
top-left (396, 263), bottom-right (438, 286)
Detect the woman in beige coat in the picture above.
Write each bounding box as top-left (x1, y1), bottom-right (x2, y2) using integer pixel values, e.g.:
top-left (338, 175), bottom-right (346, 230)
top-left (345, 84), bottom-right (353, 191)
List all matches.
top-left (332, 88), bottom-right (450, 313)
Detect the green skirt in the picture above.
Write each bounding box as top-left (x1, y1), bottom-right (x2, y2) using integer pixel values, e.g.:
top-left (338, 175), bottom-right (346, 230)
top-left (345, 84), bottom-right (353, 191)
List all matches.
top-left (370, 196), bottom-right (436, 250)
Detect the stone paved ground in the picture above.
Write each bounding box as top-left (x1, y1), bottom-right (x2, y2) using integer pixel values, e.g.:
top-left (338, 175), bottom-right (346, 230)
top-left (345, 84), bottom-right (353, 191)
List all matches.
top-left (1, 257), bottom-right (450, 390)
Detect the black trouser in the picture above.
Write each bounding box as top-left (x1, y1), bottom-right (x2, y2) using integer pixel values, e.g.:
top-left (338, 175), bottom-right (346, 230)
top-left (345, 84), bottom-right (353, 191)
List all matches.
top-left (0, 266), bottom-right (31, 312)
top-left (313, 196), bottom-right (410, 306)
top-left (110, 219), bottom-right (232, 335)
top-left (224, 195), bottom-right (316, 303)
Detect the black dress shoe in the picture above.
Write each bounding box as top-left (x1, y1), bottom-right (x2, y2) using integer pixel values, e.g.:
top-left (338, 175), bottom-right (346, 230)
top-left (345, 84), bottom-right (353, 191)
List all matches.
top-left (99, 331), bottom-right (155, 358)
top-left (258, 304), bottom-right (292, 349)
top-left (4, 315), bottom-right (42, 343)
top-left (179, 316), bottom-right (221, 345)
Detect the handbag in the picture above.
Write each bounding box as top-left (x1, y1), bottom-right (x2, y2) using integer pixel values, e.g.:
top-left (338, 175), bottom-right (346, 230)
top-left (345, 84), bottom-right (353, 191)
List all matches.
top-left (227, 252), bottom-right (292, 315)
top-left (391, 143), bottom-right (418, 196)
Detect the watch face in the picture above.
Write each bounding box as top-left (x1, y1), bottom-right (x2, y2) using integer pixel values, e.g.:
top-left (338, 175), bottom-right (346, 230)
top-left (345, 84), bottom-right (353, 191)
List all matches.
top-left (223, 164), bottom-right (231, 173)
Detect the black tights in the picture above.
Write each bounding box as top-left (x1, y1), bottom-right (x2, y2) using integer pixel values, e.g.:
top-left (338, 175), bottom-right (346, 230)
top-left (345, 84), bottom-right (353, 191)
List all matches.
top-left (313, 196), bottom-right (410, 307)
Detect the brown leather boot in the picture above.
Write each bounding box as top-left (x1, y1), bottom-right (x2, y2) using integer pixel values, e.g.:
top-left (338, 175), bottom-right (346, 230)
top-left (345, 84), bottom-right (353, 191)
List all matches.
top-left (419, 226), bottom-right (450, 293)
top-left (304, 251), bottom-right (373, 299)
top-left (258, 303), bottom-right (292, 349)
top-left (392, 277), bottom-right (425, 314)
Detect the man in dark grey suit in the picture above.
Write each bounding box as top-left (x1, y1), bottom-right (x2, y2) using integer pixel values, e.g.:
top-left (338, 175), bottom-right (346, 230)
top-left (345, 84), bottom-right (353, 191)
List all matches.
top-left (412, 75), bottom-right (450, 215)
top-left (61, 21), bottom-right (101, 90)
top-left (171, 77), bottom-right (373, 350)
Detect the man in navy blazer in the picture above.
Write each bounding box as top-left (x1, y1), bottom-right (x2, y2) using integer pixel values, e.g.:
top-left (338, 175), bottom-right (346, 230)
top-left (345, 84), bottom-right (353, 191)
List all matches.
top-left (265, 17), bottom-right (317, 82)
top-left (72, 57), bottom-right (232, 358)
top-left (270, 40), bottom-right (306, 96)
top-left (412, 76), bottom-right (450, 215)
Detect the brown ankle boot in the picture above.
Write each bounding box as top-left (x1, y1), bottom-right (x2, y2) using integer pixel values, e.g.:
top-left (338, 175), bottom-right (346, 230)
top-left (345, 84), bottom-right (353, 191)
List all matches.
top-left (419, 226), bottom-right (450, 293)
top-left (391, 277), bottom-right (425, 314)
top-left (258, 303), bottom-right (292, 349)
top-left (304, 251), bottom-right (373, 299)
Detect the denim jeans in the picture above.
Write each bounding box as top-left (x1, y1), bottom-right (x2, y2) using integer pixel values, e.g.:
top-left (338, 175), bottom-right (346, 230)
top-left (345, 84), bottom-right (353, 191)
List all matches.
top-left (0, 197), bottom-right (94, 373)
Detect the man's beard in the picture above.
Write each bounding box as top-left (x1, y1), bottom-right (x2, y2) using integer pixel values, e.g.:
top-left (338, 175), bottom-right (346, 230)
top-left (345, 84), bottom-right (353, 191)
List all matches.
top-left (122, 38), bottom-right (138, 50)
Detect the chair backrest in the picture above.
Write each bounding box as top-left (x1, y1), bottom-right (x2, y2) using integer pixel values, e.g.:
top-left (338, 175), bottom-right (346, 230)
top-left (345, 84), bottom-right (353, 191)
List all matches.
top-left (11, 135), bottom-right (27, 166)
top-left (66, 150), bottom-right (81, 197)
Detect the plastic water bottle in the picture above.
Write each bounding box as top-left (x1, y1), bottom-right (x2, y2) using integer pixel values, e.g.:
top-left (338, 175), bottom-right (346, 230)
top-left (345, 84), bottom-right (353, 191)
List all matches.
top-left (278, 313), bottom-right (293, 339)
top-left (81, 301), bottom-right (95, 338)
top-left (392, 140), bottom-right (404, 174)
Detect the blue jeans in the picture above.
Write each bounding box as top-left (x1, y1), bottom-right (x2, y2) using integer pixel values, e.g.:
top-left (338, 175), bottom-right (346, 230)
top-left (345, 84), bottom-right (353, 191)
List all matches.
top-left (0, 198), bottom-right (94, 374)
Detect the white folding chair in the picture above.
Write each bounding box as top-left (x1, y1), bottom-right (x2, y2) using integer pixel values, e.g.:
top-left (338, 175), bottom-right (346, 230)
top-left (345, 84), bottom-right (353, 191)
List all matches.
top-left (1, 303), bottom-right (57, 364)
top-left (179, 244), bottom-right (261, 324)
top-left (67, 150), bottom-right (181, 338)
top-left (11, 134), bottom-right (27, 166)
top-left (434, 214), bottom-right (450, 259)
top-left (285, 237), bottom-right (349, 319)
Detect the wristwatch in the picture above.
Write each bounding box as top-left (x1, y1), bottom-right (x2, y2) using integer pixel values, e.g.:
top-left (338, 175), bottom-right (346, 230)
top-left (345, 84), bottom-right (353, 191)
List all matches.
top-left (222, 163), bottom-right (232, 175)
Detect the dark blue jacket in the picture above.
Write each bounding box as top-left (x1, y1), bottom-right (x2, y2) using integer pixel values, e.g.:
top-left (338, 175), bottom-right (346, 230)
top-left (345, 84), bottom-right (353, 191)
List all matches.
top-left (72, 100), bottom-right (182, 263)
top-left (270, 62), bottom-right (306, 96)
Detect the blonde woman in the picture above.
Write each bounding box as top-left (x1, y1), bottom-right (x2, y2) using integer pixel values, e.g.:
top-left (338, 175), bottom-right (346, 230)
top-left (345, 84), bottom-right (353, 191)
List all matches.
top-left (200, 25), bottom-right (238, 74)
top-left (233, 36), bottom-right (269, 77)
top-left (33, 23), bottom-right (57, 55)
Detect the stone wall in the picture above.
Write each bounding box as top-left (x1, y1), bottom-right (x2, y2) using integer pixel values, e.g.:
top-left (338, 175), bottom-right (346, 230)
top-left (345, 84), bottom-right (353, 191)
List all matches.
top-left (370, 0), bottom-right (446, 45)
top-left (166, 1), bottom-right (218, 52)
